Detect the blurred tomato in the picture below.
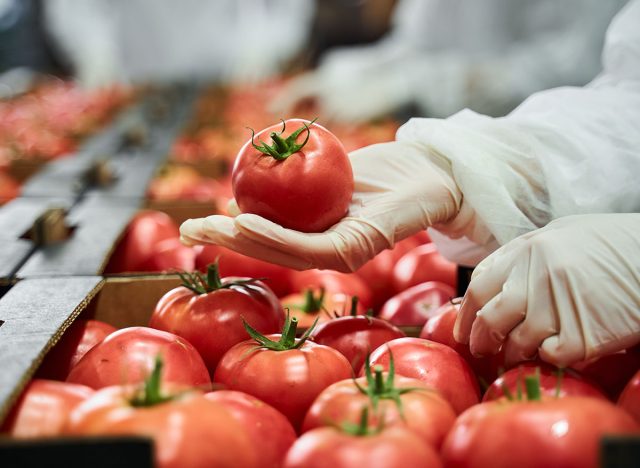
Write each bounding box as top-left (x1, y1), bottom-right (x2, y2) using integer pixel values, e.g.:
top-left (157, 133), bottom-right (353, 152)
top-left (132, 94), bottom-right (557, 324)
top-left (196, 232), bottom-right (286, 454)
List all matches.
top-left (618, 370), bottom-right (640, 423)
top-left (392, 243), bottom-right (457, 291)
top-left (290, 269), bottom-right (373, 309)
top-left (379, 281), bottom-right (455, 327)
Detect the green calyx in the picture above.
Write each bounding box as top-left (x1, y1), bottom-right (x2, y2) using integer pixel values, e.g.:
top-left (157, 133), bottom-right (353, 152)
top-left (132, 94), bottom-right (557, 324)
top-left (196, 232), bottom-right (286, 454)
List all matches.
top-left (500, 366), bottom-right (550, 402)
top-left (354, 352), bottom-right (421, 418)
top-left (340, 406), bottom-right (383, 437)
top-left (178, 262), bottom-right (263, 295)
top-left (130, 355), bottom-right (174, 407)
top-left (285, 288), bottom-right (326, 314)
top-left (248, 118), bottom-right (317, 161)
top-left (243, 310), bottom-right (318, 351)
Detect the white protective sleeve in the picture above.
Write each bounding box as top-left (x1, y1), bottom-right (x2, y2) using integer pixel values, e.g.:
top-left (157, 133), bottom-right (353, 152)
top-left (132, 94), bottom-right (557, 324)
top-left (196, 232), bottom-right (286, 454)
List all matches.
top-left (396, 0), bottom-right (640, 266)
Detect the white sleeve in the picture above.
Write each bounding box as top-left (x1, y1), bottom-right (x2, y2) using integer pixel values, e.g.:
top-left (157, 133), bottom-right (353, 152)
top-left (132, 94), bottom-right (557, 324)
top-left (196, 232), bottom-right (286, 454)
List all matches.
top-left (396, 0), bottom-right (640, 266)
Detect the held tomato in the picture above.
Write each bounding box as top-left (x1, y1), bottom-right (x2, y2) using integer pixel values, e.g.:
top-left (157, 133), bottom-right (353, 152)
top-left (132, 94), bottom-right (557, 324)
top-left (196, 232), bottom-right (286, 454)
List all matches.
top-left (65, 361), bottom-right (257, 468)
top-left (214, 315), bottom-right (352, 430)
top-left (232, 119), bottom-right (353, 233)
top-left (37, 319), bottom-right (117, 380)
top-left (442, 396), bottom-right (639, 468)
top-left (150, 264), bottom-right (284, 375)
top-left (302, 358), bottom-right (456, 449)
top-left (66, 327), bottom-right (210, 390)
top-left (483, 364), bottom-right (608, 402)
top-left (379, 281), bottom-right (455, 327)
top-left (1, 380), bottom-right (93, 438)
top-left (365, 337), bottom-right (480, 414)
top-left (392, 243), bottom-right (457, 291)
top-left (310, 315), bottom-right (405, 372)
top-left (290, 269), bottom-right (373, 310)
top-left (618, 370), bottom-right (640, 423)
top-left (205, 390), bottom-right (297, 468)
top-left (281, 288), bottom-right (365, 330)
top-left (195, 244), bottom-right (292, 297)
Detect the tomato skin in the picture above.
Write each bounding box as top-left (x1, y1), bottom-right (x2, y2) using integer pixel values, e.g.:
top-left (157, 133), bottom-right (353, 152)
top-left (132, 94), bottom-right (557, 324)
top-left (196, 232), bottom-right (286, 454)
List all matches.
top-left (0, 171), bottom-right (20, 204)
top-left (302, 373), bottom-right (456, 449)
top-left (195, 245), bottom-right (292, 297)
top-left (618, 370), bottom-right (640, 423)
top-left (571, 347), bottom-right (640, 399)
top-left (37, 319), bottom-right (117, 380)
top-left (105, 210), bottom-right (179, 273)
top-left (232, 119), bottom-right (353, 233)
top-left (150, 280), bottom-right (284, 375)
top-left (1, 380), bottom-right (94, 438)
top-left (290, 269), bottom-right (373, 310)
top-left (392, 243), bottom-right (457, 291)
top-left (379, 282), bottom-right (455, 327)
top-left (284, 426), bottom-right (443, 468)
top-left (66, 387), bottom-right (257, 468)
top-left (483, 363), bottom-right (608, 402)
top-left (137, 237), bottom-right (196, 272)
top-left (310, 316), bottom-right (405, 371)
top-left (442, 397), bottom-right (639, 468)
top-left (66, 327), bottom-right (210, 390)
top-left (205, 390), bottom-right (297, 468)
top-left (214, 337), bottom-right (352, 430)
top-left (281, 288), bottom-right (366, 330)
top-left (365, 338), bottom-right (480, 414)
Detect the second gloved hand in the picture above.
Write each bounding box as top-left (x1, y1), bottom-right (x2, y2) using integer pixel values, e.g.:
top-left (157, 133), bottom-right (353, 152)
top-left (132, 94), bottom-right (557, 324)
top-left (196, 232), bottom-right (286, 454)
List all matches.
top-left (180, 141), bottom-right (461, 272)
top-left (455, 213), bottom-right (640, 368)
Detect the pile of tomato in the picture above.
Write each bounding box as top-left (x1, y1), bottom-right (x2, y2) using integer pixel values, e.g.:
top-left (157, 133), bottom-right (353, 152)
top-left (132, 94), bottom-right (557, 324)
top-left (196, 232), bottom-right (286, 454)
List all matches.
top-left (3, 217), bottom-right (639, 466)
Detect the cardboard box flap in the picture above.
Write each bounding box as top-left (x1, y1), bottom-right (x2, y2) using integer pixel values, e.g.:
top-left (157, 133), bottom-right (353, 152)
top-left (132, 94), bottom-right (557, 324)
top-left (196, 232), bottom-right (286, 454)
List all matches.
top-left (0, 276), bottom-right (103, 422)
top-left (17, 196), bottom-right (141, 277)
top-left (0, 197), bottom-right (75, 241)
top-left (0, 240), bottom-right (33, 281)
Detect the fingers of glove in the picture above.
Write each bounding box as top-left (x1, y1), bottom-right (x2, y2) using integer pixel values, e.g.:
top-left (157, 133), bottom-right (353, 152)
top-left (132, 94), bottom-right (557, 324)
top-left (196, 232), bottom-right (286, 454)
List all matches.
top-left (234, 213), bottom-right (389, 272)
top-left (179, 216), bottom-right (312, 270)
top-left (539, 335), bottom-right (586, 369)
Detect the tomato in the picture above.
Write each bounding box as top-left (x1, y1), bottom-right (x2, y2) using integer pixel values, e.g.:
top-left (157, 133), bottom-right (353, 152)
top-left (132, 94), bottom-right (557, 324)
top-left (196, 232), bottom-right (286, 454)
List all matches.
top-left (392, 243), bottom-right (457, 291)
top-left (195, 244), bottom-right (292, 297)
top-left (442, 396), bottom-right (639, 468)
top-left (65, 362), bottom-right (257, 468)
top-left (150, 264), bottom-right (284, 375)
top-left (66, 327), bottom-right (210, 390)
top-left (137, 237), bottom-right (196, 272)
top-left (104, 210), bottom-right (180, 273)
top-left (571, 347), bottom-right (640, 399)
top-left (310, 315), bottom-right (405, 371)
top-left (285, 416), bottom-right (442, 468)
top-left (205, 390), bottom-right (297, 468)
top-left (232, 119), bottom-right (353, 233)
top-left (354, 235), bottom-right (423, 309)
top-left (281, 287), bottom-right (365, 330)
top-left (303, 358), bottom-right (456, 449)
top-left (214, 315), bottom-right (352, 430)
top-left (379, 281), bottom-right (455, 327)
top-left (36, 319), bottom-right (117, 381)
top-left (1, 380), bottom-right (93, 438)
top-left (365, 337), bottom-right (480, 414)
top-left (0, 171), bottom-right (20, 204)
top-left (618, 370), bottom-right (640, 423)
top-left (483, 363), bottom-right (608, 402)
top-left (290, 269), bottom-right (373, 309)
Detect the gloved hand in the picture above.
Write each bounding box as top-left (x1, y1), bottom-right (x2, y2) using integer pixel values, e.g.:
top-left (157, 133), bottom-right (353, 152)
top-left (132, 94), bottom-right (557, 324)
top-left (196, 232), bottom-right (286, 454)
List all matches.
top-left (180, 141), bottom-right (461, 272)
top-left (455, 213), bottom-right (640, 368)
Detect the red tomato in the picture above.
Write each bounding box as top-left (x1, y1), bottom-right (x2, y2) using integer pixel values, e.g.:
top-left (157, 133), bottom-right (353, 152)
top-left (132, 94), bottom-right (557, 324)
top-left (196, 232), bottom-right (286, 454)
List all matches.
top-left (618, 370), bottom-right (640, 424)
top-left (571, 347), bottom-right (640, 399)
top-left (150, 264), bottom-right (284, 374)
top-left (281, 288), bottom-right (365, 330)
top-left (1, 380), bottom-right (93, 438)
top-left (66, 327), bottom-right (210, 390)
top-left (66, 386), bottom-right (257, 468)
top-left (0, 171), bottom-right (20, 204)
top-left (104, 210), bottom-right (179, 273)
top-left (379, 281), bottom-right (455, 327)
top-left (483, 363), bottom-right (608, 402)
top-left (37, 319), bottom-right (117, 380)
top-left (354, 235), bottom-right (422, 309)
top-left (365, 337), bottom-right (480, 414)
top-left (205, 390), bottom-right (297, 468)
top-left (310, 315), bottom-right (405, 371)
top-left (290, 269), bottom-right (373, 309)
top-left (442, 397), bottom-right (639, 468)
top-left (214, 316), bottom-right (352, 430)
top-left (303, 363), bottom-right (456, 449)
top-left (137, 237), bottom-right (196, 272)
top-left (392, 243), bottom-right (457, 291)
top-left (232, 119), bottom-right (353, 233)
top-left (284, 425), bottom-right (442, 468)
top-left (195, 244), bottom-right (292, 297)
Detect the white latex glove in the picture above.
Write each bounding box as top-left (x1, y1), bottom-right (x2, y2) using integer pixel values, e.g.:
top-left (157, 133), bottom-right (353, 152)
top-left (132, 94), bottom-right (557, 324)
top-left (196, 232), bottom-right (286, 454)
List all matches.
top-left (455, 213), bottom-right (640, 368)
top-left (180, 141), bottom-right (461, 271)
